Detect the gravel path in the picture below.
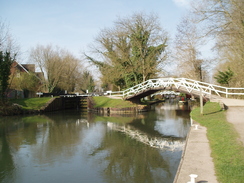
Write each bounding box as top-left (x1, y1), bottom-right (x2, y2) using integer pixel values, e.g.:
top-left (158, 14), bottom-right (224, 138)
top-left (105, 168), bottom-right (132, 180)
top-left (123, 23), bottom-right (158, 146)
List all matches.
top-left (226, 107), bottom-right (244, 145)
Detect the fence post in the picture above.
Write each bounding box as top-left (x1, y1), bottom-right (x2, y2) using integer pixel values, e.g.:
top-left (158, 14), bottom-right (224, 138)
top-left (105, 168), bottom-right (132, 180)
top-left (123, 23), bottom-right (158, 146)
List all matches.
top-left (226, 88), bottom-right (228, 98)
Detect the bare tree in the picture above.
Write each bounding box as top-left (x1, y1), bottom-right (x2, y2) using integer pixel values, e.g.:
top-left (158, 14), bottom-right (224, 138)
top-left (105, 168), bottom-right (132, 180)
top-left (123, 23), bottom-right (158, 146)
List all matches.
top-left (30, 44), bottom-right (82, 93)
top-left (0, 20), bottom-right (19, 57)
top-left (192, 0), bottom-right (244, 86)
top-left (173, 15), bottom-right (207, 81)
top-left (57, 53), bottom-right (82, 92)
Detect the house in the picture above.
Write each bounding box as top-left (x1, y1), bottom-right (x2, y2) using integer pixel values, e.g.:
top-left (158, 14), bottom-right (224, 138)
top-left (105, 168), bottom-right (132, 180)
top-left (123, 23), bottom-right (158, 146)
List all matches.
top-left (7, 61), bottom-right (44, 98)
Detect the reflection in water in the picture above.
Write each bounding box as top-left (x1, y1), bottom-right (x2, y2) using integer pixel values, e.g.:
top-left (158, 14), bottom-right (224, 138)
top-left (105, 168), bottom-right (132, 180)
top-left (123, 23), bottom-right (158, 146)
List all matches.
top-left (107, 122), bottom-right (185, 151)
top-left (0, 127), bottom-right (15, 183)
top-left (154, 102), bottom-right (190, 138)
top-left (0, 101), bottom-right (190, 183)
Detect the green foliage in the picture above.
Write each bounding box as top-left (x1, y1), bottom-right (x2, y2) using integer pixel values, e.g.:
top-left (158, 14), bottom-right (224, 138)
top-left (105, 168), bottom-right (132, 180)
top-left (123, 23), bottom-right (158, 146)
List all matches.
top-left (214, 68), bottom-right (234, 86)
top-left (0, 51), bottom-right (15, 102)
top-left (18, 72), bottom-right (40, 91)
top-left (79, 71), bottom-right (95, 93)
top-left (179, 93), bottom-right (186, 97)
top-left (191, 102), bottom-right (244, 183)
top-left (86, 13), bottom-right (167, 90)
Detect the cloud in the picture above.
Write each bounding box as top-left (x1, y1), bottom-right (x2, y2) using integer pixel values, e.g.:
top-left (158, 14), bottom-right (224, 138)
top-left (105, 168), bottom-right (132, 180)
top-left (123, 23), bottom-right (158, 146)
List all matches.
top-left (172, 0), bottom-right (190, 7)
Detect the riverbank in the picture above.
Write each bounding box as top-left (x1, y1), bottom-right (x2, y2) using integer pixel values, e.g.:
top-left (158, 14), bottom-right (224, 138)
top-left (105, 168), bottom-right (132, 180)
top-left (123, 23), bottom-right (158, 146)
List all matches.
top-left (88, 96), bottom-right (149, 114)
top-left (0, 96), bottom-right (80, 116)
top-left (0, 96), bottom-right (148, 116)
top-left (174, 102), bottom-right (244, 183)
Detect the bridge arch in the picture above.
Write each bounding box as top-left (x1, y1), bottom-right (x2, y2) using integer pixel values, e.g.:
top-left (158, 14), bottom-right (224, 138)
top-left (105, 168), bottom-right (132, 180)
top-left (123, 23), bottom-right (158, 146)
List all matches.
top-left (122, 78), bottom-right (244, 101)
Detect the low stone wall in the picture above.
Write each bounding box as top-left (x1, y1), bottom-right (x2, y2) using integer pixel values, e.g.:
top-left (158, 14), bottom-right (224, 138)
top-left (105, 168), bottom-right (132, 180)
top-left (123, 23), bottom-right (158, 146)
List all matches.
top-left (110, 105), bottom-right (149, 113)
top-left (40, 98), bottom-right (62, 112)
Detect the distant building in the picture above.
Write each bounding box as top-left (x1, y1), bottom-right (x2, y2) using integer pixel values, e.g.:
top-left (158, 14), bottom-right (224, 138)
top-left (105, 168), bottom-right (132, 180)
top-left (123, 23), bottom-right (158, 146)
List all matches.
top-left (11, 61), bottom-right (43, 78)
top-left (7, 61), bottom-right (44, 98)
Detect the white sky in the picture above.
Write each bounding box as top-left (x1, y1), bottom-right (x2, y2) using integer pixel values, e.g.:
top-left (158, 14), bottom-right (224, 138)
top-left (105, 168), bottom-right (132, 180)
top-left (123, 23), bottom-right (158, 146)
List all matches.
top-left (1, 0), bottom-right (190, 63)
top-left (172, 0), bottom-right (190, 7)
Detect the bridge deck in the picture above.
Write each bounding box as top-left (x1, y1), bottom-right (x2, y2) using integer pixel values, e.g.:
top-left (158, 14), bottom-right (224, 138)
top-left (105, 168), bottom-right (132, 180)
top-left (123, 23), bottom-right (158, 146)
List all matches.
top-left (125, 86), bottom-right (223, 101)
top-left (122, 78), bottom-right (244, 101)
top-left (211, 98), bottom-right (244, 107)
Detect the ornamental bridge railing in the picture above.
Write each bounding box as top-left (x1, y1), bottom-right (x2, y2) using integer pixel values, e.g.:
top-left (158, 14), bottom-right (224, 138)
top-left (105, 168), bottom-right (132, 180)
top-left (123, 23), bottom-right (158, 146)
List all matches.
top-left (122, 78), bottom-right (244, 100)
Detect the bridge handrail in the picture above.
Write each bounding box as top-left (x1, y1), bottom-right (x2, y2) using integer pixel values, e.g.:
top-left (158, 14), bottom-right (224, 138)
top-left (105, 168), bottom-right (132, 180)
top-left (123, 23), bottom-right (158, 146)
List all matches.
top-left (122, 78), bottom-right (244, 99)
top-left (175, 78), bottom-right (244, 97)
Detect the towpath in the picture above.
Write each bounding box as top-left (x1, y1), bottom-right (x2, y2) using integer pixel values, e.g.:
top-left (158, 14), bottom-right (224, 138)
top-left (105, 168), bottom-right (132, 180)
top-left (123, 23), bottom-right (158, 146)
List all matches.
top-left (174, 98), bottom-right (244, 183)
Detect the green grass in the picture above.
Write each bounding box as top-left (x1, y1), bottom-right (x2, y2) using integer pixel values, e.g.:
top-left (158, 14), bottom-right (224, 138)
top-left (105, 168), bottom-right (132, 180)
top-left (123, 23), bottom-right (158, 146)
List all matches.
top-left (191, 102), bottom-right (244, 183)
top-left (11, 97), bottom-right (52, 110)
top-left (93, 96), bottom-right (139, 108)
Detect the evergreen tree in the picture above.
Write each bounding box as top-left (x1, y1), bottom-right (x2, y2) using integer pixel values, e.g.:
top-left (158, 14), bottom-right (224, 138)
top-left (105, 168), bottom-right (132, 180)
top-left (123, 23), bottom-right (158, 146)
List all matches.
top-left (86, 13), bottom-right (167, 90)
top-left (214, 68), bottom-right (234, 86)
top-left (79, 71), bottom-right (95, 93)
top-left (0, 51), bottom-right (15, 102)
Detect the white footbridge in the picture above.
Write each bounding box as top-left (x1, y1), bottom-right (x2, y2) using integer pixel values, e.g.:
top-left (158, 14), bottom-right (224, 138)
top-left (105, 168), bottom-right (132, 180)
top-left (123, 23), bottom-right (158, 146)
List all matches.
top-left (122, 78), bottom-right (244, 100)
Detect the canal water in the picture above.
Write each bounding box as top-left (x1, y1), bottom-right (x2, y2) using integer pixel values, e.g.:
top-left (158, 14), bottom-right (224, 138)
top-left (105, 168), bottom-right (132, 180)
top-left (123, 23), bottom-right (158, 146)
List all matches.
top-left (0, 101), bottom-right (190, 183)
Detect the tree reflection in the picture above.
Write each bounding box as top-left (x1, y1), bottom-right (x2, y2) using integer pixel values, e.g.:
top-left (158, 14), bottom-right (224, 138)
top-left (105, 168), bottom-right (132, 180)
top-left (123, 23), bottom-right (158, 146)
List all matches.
top-left (30, 112), bottom-right (85, 164)
top-left (0, 105), bottom-right (189, 183)
top-left (0, 126), bottom-right (15, 182)
top-left (2, 112), bottom-right (87, 165)
top-left (85, 101), bottom-right (191, 183)
top-left (88, 129), bottom-right (174, 183)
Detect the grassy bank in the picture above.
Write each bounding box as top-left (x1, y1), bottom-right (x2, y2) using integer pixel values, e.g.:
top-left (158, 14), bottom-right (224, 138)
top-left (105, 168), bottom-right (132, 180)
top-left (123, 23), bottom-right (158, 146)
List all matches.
top-left (11, 97), bottom-right (52, 110)
top-left (191, 102), bottom-right (244, 183)
top-left (92, 96), bottom-right (140, 108)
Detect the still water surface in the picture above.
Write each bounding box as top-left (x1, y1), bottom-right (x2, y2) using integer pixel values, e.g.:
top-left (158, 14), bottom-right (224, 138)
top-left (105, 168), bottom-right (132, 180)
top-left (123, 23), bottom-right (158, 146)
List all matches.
top-left (0, 101), bottom-right (190, 183)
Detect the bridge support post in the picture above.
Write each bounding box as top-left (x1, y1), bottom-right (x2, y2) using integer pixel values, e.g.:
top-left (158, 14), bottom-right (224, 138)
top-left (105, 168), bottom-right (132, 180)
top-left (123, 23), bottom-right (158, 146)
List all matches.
top-left (209, 88), bottom-right (211, 99)
top-left (200, 88), bottom-right (203, 115)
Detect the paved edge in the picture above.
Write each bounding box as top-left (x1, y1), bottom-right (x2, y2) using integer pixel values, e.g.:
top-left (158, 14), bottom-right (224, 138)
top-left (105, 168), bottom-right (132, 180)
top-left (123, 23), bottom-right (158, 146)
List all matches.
top-left (173, 121), bottom-right (218, 183)
top-left (174, 99), bottom-right (244, 183)
top-left (173, 122), bottom-right (191, 183)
